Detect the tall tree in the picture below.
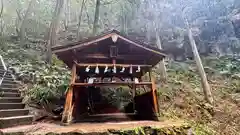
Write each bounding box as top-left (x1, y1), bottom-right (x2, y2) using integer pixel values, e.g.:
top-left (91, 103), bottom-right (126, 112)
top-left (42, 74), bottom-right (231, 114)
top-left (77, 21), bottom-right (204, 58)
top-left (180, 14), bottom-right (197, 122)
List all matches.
top-left (19, 0), bottom-right (36, 46)
top-left (153, 0), bottom-right (167, 81)
top-left (64, 0), bottom-right (71, 31)
top-left (0, 0), bottom-right (3, 35)
top-left (76, 0), bottom-right (86, 40)
top-left (46, 0), bottom-right (64, 64)
top-left (156, 30), bottom-right (167, 82)
top-left (183, 7), bottom-right (214, 104)
top-left (92, 0), bottom-right (100, 35)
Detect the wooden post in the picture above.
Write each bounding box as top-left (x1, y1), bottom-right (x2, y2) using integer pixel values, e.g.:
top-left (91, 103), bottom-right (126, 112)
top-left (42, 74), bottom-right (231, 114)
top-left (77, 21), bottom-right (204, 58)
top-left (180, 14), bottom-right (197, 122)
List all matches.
top-left (150, 71), bottom-right (159, 116)
top-left (148, 71), bottom-right (152, 82)
top-left (132, 84), bottom-right (136, 113)
top-left (62, 64), bottom-right (76, 125)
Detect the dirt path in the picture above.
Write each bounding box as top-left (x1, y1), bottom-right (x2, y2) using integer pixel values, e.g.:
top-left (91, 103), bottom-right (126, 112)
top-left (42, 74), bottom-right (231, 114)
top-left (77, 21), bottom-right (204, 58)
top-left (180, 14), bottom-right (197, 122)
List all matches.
top-left (1, 120), bottom-right (187, 134)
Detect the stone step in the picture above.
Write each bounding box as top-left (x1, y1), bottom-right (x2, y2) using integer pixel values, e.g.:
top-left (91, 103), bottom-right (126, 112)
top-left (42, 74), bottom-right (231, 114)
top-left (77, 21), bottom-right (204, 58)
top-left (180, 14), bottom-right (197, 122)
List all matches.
top-left (2, 77), bottom-right (14, 81)
top-left (0, 72), bottom-right (13, 77)
top-left (0, 68), bottom-right (7, 72)
top-left (0, 73), bottom-right (12, 78)
top-left (0, 103), bottom-right (25, 109)
top-left (0, 92), bottom-right (20, 97)
top-left (0, 71), bottom-right (12, 75)
top-left (0, 88), bottom-right (19, 93)
top-left (0, 87), bottom-right (19, 92)
top-left (0, 109), bottom-right (29, 118)
top-left (0, 83), bottom-right (19, 88)
top-left (1, 80), bottom-right (19, 84)
top-left (0, 97), bottom-right (22, 103)
top-left (0, 115), bottom-right (33, 129)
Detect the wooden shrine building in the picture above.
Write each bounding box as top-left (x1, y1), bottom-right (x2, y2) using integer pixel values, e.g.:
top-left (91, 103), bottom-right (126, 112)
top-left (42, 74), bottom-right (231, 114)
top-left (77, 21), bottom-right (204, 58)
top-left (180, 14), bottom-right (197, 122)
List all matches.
top-left (52, 30), bottom-right (167, 124)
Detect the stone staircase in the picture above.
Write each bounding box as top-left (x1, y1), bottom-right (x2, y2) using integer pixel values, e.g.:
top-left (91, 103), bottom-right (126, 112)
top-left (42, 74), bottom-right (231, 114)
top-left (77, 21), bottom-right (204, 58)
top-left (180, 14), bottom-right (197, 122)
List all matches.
top-left (0, 64), bottom-right (33, 129)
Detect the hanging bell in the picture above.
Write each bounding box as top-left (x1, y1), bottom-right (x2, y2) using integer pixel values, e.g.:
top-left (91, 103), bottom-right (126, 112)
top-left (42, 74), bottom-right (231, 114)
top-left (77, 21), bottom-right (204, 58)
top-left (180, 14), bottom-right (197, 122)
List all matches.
top-left (112, 64), bottom-right (117, 73)
top-left (136, 65), bottom-right (141, 72)
top-left (85, 65), bottom-right (90, 72)
top-left (120, 66), bottom-right (125, 73)
top-left (95, 65), bottom-right (99, 74)
top-left (129, 65), bottom-right (133, 74)
top-left (104, 65), bottom-right (108, 73)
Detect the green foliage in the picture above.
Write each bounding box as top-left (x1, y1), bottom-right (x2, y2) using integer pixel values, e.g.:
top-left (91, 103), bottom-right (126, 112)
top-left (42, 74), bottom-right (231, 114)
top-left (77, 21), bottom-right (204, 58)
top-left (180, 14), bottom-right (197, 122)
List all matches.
top-left (0, 39), bottom-right (70, 103)
top-left (203, 56), bottom-right (240, 76)
top-left (111, 125), bottom-right (192, 135)
top-left (166, 61), bottom-right (201, 88)
top-left (194, 123), bottom-right (216, 135)
top-left (27, 61), bottom-right (70, 103)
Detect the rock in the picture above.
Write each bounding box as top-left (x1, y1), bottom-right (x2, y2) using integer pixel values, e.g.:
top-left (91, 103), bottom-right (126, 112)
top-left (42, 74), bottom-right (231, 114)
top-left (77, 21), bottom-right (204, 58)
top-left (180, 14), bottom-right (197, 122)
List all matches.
top-left (230, 93), bottom-right (240, 104)
top-left (231, 73), bottom-right (240, 79)
top-left (204, 67), bottom-right (216, 74)
top-left (28, 107), bottom-right (48, 121)
top-left (174, 98), bottom-right (187, 109)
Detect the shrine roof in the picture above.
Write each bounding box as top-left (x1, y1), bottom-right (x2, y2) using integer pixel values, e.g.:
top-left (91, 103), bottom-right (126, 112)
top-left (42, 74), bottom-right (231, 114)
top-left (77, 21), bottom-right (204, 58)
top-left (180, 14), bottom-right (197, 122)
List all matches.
top-left (52, 30), bottom-right (167, 68)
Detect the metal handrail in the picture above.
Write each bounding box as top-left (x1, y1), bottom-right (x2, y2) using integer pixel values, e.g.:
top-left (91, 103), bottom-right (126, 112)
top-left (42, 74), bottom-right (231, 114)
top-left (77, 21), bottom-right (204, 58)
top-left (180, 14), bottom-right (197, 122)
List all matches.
top-left (0, 55), bottom-right (7, 86)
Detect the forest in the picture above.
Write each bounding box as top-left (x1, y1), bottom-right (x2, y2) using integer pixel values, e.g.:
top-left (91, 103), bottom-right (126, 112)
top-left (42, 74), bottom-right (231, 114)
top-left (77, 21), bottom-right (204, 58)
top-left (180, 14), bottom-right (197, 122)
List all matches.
top-left (0, 0), bottom-right (240, 134)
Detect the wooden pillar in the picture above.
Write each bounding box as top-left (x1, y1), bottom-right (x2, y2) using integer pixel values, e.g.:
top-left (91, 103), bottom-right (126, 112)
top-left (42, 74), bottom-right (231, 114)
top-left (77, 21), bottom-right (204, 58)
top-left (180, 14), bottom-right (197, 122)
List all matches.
top-left (132, 84), bottom-right (136, 113)
top-left (62, 64), bottom-right (76, 125)
top-left (150, 71), bottom-right (159, 116)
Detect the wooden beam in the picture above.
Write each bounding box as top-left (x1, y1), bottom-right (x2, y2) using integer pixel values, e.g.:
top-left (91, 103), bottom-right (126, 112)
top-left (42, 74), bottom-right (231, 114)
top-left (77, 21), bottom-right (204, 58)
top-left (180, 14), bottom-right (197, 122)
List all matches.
top-left (62, 64), bottom-right (76, 125)
top-left (82, 53), bottom-right (109, 59)
top-left (75, 62), bottom-right (152, 68)
top-left (52, 33), bottom-right (115, 53)
top-left (80, 53), bottom-right (151, 61)
top-left (72, 82), bottom-right (152, 87)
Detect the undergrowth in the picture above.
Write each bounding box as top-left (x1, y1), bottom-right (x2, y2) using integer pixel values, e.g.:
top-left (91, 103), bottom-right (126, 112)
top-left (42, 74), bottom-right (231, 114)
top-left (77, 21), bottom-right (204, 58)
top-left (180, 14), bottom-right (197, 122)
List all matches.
top-left (156, 59), bottom-right (240, 135)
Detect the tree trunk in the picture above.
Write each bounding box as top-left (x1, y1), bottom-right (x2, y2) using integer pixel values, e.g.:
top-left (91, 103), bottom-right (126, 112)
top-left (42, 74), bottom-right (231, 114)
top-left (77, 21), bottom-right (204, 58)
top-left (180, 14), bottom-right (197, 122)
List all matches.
top-left (64, 0), bottom-right (71, 31)
top-left (185, 20), bottom-right (214, 104)
top-left (76, 0), bottom-right (86, 40)
top-left (19, 0), bottom-right (36, 46)
top-left (46, 0), bottom-right (64, 64)
top-left (156, 31), bottom-right (167, 82)
top-left (92, 0), bottom-right (100, 35)
top-left (0, 0), bottom-right (3, 36)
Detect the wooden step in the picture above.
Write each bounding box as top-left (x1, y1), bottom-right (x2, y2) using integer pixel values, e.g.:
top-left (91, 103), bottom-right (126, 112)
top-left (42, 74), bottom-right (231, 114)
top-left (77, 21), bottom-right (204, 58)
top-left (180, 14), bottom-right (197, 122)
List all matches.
top-left (0, 92), bottom-right (20, 97)
top-left (0, 103), bottom-right (25, 109)
top-left (0, 115), bottom-right (33, 129)
top-left (0, 109), bottom-right (29, 118)
top-left (0, 88), bottom-right (19, 93)
top-left (0, 97), bottom-right (22, 103)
